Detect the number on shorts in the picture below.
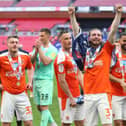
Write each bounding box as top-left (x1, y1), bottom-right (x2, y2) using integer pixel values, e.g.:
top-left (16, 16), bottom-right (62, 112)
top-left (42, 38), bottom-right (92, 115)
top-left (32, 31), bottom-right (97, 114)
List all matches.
top-left (25, 106), bottom-right (32, 115)
top-left (105, 108), bottom-right (111, 120)
top-left (41, 93), bottom-right (48, 100)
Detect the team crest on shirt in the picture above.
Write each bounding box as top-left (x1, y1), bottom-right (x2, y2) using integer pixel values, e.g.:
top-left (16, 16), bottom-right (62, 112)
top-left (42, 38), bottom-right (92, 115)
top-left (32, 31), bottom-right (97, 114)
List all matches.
top-left (58, 64), bottom-right (64, 73)
top-left (51, 52), bottom-right (56, 58)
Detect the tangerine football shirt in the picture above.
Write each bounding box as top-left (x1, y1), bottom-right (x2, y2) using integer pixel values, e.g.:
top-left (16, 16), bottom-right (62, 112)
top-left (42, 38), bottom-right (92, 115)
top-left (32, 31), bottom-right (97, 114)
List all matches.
top-left (54, 49), bottom-right (80, 98)
top-left (84, 41), bottom-right (114, 94)
top-left (54, 49), bottom-right (81, 110)
top-left (0, 50), bottom-right (32, 94)
top-left (111, 54), bottom-right (126, 96)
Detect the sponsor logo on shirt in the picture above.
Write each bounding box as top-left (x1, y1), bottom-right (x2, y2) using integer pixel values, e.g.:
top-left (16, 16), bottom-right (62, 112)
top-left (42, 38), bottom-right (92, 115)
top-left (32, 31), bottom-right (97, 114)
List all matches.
top-left (115, 67), bottom-right (126, 73)
top-left (67, 68), bottom-right (75, 74)
top-left (51, 52), bottom-right (56, 58)
top-left (6, 71), bottom-right (23, 77)
top-left (4, 61), bottom-right (9, 64)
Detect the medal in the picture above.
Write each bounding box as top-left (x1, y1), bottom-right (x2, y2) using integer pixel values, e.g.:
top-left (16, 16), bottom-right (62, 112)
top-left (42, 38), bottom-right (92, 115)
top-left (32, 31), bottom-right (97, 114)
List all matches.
top-left (16, 81), bottom-right (20, 86)
top-left (85, 45), bottom-right (101, 70)
top-left (16, 73), bottom-right (21, 80)
top-left (75, 75), bottom-right (77, 80)
top-left (8, 53), bottom-right (22, 83)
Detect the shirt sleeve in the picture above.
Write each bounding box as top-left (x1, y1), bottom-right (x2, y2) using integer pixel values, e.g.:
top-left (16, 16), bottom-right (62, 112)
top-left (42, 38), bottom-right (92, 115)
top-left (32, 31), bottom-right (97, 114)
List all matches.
top-left (26, 55), bottom-right (33, 69)
top-left (56, 51), bottom-right (66, 74)
top-left (104, 40), bottom-right (115, 55)
top-left (57, 62), bottom-right (66, 75)
top-left (47, 47), bottom-right (58, 61)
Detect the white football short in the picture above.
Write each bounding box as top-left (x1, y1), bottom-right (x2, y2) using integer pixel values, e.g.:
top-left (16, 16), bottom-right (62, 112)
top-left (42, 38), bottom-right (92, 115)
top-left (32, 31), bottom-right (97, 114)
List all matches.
top-left (112, 95), bottom-right (126, 120)
top-left (1, 91), bottom-right (33, 122)
top-left (84, 93), bottom-right (112, 126)
top-left (59, 97), bottom-right (85, 124)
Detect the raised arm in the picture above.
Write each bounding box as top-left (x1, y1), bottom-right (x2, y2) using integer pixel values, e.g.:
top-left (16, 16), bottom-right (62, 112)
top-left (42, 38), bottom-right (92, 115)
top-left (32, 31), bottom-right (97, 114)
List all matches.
top-left (68, 7), bottom-right (80, 37)
top-left (108, 4), bottom-right (122, 44)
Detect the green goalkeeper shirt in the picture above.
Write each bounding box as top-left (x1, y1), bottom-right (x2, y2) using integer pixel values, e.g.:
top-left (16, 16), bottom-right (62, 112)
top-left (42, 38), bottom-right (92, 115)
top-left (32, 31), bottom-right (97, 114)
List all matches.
top-left (33, 43), bottom-right (57, 80)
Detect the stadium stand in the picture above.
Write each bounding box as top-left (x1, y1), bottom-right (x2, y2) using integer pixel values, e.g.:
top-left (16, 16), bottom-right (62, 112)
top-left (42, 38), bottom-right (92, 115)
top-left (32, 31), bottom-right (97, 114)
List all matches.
top-left (0, 19), bottom-right (12, 24)
top-left (18, 36), bottom-right (37, 51)
top-left (15, 0), bottom-right (43, 7)
top-left (0, 0), bottom-right (14, 7)
top-left (0, 0), bottom-right (125, 53)
top-left (42, 0), bottom-right (70, 7)
top-left (0, 36), bottom-right (38, 52)
top-left (0, 36), bottom-right (7, 50)
top-left (14, 18), bottom-right (68, 31)
top-left (73, 0), bottom-right (126, 6)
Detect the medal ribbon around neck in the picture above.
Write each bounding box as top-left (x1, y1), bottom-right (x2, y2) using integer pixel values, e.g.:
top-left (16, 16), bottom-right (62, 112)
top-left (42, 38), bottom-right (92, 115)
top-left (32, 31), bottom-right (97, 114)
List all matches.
top-left (8, 53), bottom-right (22, 81)
top-left (84, 45), bottom-right (101, 70)
top-left (115, 43), bottom-right (125, 79)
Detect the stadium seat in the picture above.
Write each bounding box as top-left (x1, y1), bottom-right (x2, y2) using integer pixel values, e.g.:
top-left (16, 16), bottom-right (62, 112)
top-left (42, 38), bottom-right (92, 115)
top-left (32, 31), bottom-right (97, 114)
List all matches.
top-left (73, 0), bottom-right (126, 6)
top-left (15, 0), bottom-right (43, 7)
top-left (0, 0), bottom-right (13, 7)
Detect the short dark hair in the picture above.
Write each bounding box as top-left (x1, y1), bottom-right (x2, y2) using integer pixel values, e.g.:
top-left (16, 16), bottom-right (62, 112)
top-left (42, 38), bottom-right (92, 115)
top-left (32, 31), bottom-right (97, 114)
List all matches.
top-left (58, 30), bottom-right (69, 40)
top-left (40, 28), bottom-right (51, 35)
top-left (7, 35), bottom-right (19, 41)
top-left (120, 32), bottom-right (126, 38)
top-left (89, 28), bottom-right (102, 37)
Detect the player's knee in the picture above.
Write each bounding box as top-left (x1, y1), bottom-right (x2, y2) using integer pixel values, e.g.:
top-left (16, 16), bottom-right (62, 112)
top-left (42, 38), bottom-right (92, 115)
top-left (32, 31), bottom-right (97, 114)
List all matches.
top-left (74, 120), bottom-right (84, 126)
top-left (123, 120), bottom-right (126, 126)
top-left (103, 124), bottom-right (112, 126)
top-left (23, 120), bottom-right (33, 126)
top-left (39, 105), bottom-right (48, 111)
top-left (114, 120), bottom-right (123, 126)
top-left (2, 122), bottom-right (10, 126)
top-left (62, 123), bottom-right (71, 126)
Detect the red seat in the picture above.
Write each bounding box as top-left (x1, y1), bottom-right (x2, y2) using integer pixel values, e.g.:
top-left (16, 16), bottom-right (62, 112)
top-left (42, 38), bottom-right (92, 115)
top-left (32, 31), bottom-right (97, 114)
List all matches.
top-left (73, 0), bottom-right (126, 6)
top-left (42, 0), bottom-right (70, 6)
top-left (14, 18), bottom-right (68, 31)
top-left (15, 0), bottom-right (42, 7)
top-left (0, 1), bottom-right (13, 7)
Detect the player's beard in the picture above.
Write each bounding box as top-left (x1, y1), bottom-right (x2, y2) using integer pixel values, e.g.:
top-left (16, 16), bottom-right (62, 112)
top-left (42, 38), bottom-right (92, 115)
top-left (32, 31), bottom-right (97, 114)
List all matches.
top-left (121, 44), bottom-right (126, 51)
top-left (89, 41), bottom-right (102, 48)
top-left (10, 48), bottom-right (18, 57)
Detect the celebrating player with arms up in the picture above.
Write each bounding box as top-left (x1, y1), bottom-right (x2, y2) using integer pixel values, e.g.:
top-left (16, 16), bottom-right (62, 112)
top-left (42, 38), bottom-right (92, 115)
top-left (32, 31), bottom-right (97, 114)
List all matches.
top-left (69, 4), bottom-right (122, 126)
